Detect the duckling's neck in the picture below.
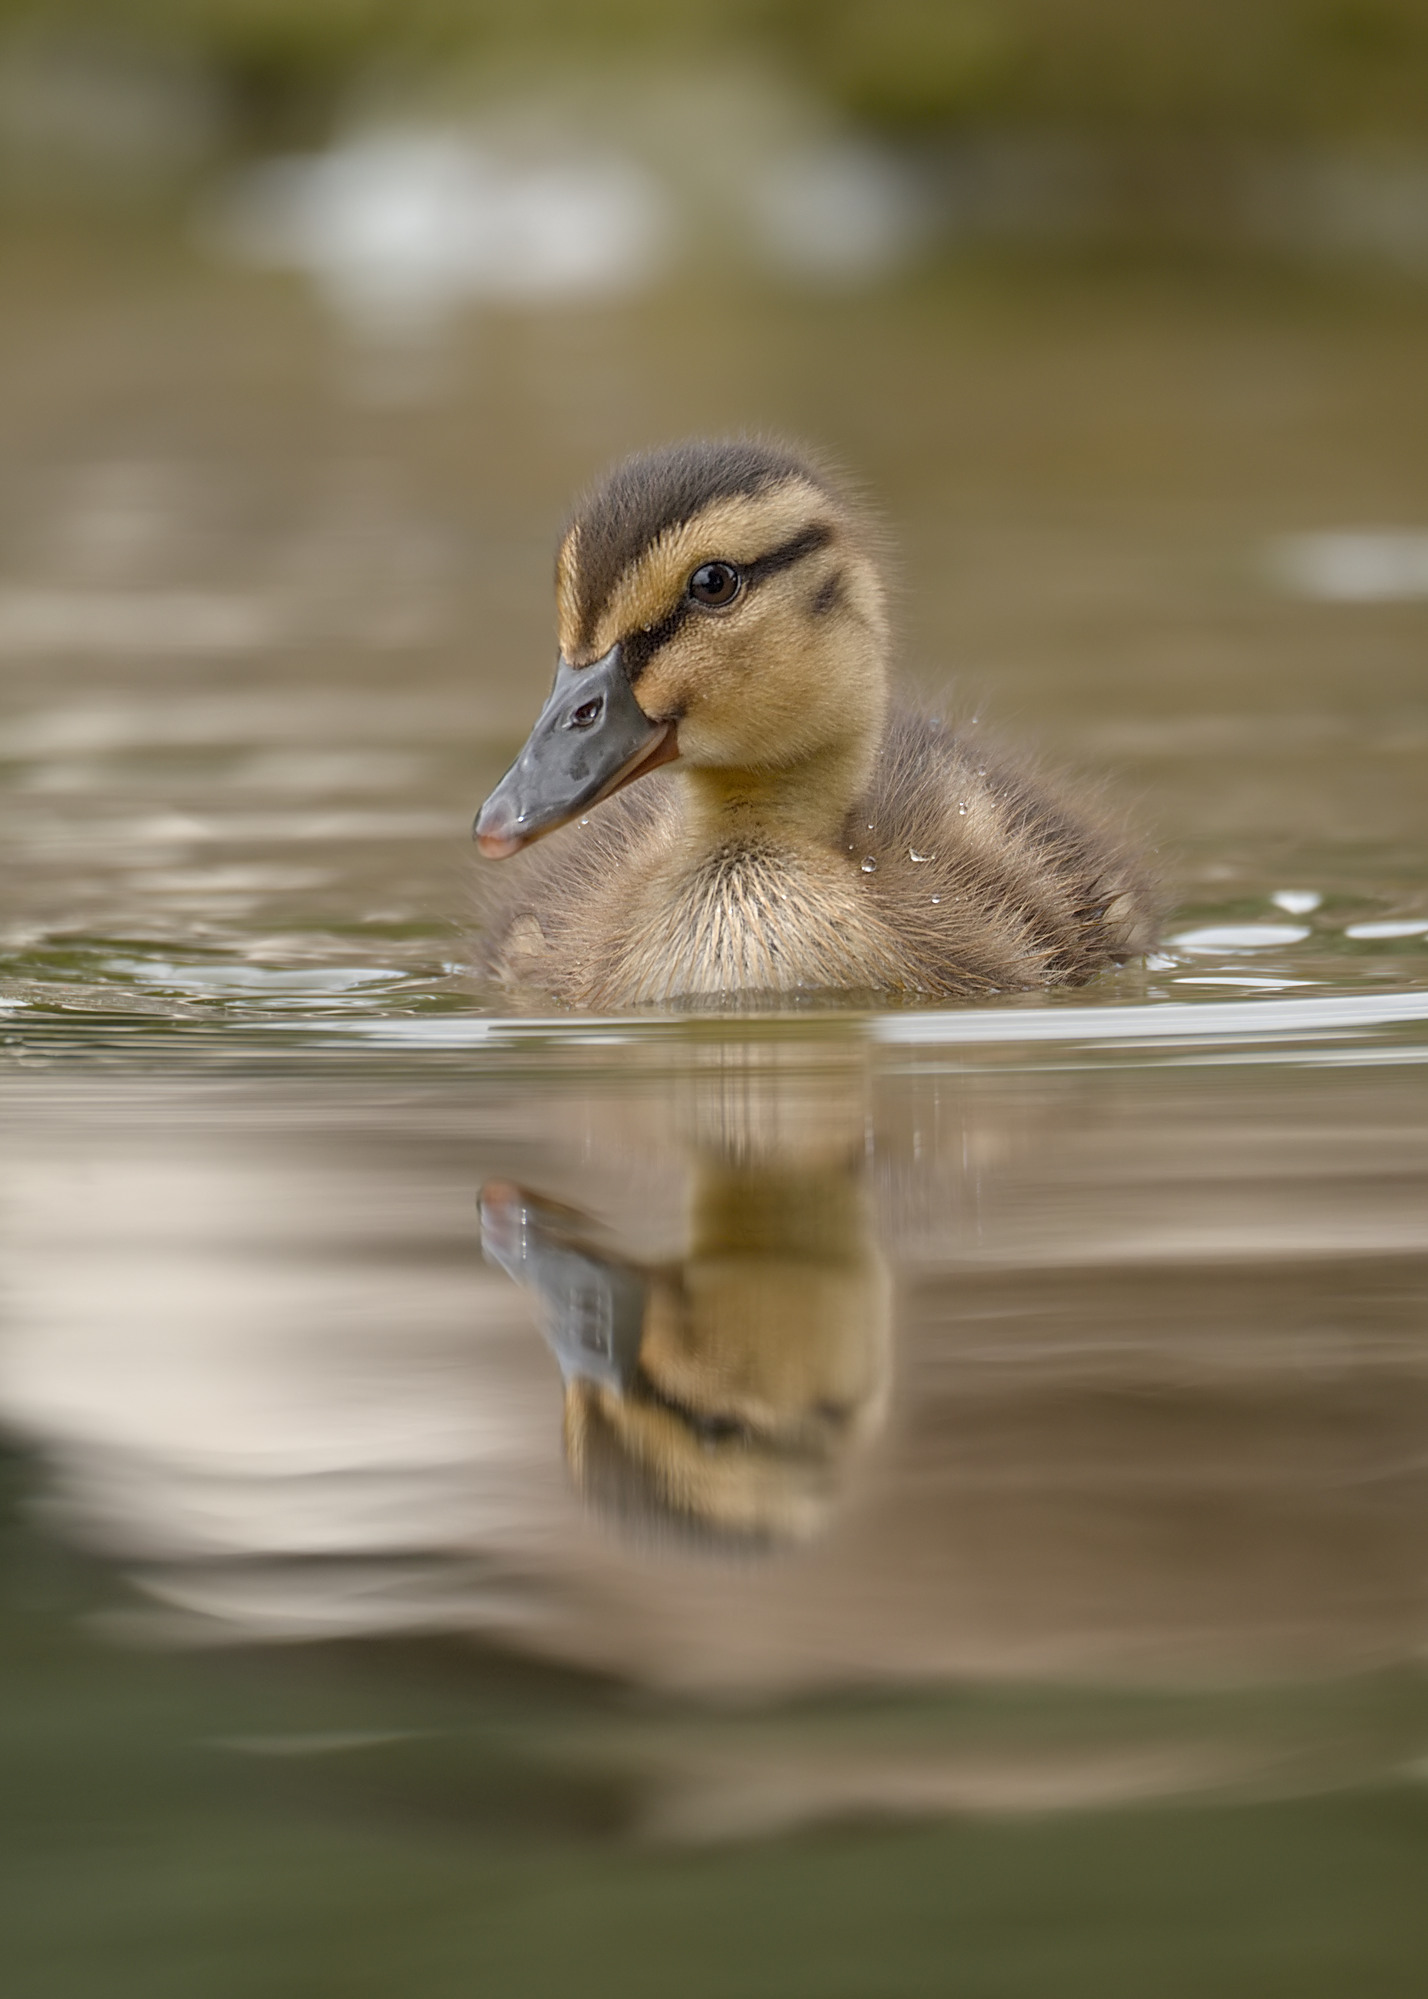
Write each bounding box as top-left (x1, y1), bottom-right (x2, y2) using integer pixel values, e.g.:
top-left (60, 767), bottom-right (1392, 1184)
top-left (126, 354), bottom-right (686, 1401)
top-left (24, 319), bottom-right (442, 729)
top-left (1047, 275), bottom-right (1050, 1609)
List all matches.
top-left (678, 738), bottom-right (878, 859)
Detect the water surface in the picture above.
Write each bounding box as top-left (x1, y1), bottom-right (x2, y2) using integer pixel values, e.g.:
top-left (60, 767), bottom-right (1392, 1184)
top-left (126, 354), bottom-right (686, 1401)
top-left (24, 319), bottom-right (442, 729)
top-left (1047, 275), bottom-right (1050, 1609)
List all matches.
top-left (2, 225), bottom-right (1427, 1993)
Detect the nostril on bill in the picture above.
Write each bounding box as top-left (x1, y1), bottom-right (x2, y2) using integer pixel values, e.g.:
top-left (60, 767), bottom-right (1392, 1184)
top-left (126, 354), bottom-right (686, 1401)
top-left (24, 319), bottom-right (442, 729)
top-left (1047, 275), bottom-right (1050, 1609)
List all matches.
top-left (568, 696), bottom-right (604, 729)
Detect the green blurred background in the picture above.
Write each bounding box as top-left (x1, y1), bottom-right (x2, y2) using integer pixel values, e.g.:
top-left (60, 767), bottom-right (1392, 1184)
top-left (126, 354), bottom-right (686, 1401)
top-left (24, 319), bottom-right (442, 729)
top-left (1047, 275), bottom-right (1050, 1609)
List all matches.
top-left (4, 0), bottom-right (1428, 212)
top-left (5, 0), bottom-right (1428, 144)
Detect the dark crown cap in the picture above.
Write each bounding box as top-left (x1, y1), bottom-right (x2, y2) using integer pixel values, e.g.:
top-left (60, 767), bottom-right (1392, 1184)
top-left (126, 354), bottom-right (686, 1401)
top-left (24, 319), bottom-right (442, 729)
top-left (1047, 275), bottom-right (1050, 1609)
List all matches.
top-left (563, 436), bottom-right (831, 645)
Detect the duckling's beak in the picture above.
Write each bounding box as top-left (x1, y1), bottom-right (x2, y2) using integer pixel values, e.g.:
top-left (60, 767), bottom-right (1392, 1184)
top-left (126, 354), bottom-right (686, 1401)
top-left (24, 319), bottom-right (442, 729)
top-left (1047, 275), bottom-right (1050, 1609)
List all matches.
top-left (474, 644), bottom-right (679, 859)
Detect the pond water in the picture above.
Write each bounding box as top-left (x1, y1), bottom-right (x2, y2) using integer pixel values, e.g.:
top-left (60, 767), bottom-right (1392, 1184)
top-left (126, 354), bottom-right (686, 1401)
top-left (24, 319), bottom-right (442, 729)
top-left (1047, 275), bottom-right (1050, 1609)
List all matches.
top-left (2, 224), bottom-right (1427, 1994)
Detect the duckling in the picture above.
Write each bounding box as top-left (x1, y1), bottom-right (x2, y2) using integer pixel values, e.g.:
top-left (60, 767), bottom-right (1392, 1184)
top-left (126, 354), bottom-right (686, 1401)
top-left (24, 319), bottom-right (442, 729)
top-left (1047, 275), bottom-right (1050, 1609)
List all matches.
top-left (474, 438), bottom-right (1158, 1007)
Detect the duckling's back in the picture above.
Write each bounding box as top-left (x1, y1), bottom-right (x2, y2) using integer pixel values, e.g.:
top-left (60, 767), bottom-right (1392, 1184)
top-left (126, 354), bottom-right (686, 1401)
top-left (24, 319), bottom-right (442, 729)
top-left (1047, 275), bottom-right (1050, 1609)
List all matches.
top-left (850, 709), bottom-right (1160, 996)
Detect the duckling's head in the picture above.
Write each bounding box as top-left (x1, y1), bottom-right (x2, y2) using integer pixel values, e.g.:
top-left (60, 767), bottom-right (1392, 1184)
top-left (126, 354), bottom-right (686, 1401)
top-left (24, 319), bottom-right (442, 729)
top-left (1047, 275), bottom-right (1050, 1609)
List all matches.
top-left (476, 438), bottom-right (888, 858)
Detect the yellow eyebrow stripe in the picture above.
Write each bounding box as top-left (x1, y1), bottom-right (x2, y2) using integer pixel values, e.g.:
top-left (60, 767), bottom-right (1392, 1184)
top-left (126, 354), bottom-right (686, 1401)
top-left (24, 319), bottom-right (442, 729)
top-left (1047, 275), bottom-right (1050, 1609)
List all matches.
top-left (555, 522), bottom-right (582, 648)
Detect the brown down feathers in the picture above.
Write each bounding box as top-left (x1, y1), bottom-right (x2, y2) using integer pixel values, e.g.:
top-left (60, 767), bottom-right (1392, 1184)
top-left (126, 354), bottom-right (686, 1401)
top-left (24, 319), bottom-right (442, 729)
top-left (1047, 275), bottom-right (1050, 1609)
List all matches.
top-left (473, 437), bottom-right (1159, 1008)
top-left (474, 706), bottom-right (1159, 1008)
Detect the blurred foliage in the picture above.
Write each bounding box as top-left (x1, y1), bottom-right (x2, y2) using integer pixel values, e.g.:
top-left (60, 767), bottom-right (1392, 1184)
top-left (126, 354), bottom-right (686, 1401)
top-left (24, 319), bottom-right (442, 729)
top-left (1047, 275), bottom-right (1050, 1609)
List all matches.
top-left (784, 0), bottom-right (1428, 137)
top-left (1, 0), bottom-right (1428, 146)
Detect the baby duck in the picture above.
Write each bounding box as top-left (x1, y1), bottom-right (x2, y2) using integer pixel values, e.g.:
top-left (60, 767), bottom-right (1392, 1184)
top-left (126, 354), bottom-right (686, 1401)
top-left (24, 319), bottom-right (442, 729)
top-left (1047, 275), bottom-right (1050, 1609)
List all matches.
top-left (475, 438), bottom-right (1157, 1007)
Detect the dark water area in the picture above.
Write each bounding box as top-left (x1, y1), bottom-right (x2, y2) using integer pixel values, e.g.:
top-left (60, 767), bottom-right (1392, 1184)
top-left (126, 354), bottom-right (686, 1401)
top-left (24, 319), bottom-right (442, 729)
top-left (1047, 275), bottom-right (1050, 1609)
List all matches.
top-left (2, 216), bottom-right (1428, 1993)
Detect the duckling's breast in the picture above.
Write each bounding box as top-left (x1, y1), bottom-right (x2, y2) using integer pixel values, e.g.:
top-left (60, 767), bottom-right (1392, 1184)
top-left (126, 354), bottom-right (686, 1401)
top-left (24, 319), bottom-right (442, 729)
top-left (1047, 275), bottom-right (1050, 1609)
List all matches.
top-left (617, 843), bottom-right (901, 1004)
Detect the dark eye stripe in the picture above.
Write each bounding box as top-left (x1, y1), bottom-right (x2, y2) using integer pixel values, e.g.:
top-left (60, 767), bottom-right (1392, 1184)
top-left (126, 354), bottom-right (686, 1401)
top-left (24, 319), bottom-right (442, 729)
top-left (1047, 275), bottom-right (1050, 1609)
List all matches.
top-left (620, 522), bottom-right (835, 683)
top-left (622, 598), bottom-right (693, 681)
top-left (744, 522), bottom-right (833, 583)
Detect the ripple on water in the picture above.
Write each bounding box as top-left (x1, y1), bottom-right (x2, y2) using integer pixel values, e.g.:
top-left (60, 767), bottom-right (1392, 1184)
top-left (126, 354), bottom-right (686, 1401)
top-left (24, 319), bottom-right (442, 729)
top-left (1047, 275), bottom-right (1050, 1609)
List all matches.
top-left (1167, 924), bottom-right (1312, 952)
top-left (1343, 919), bottom-right (1428, 940)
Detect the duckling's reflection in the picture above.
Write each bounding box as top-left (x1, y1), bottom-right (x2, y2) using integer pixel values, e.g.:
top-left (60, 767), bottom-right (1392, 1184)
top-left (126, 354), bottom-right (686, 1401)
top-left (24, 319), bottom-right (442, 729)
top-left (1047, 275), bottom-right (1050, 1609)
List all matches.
top-left (480, 1053), bottom-right (891, 1548)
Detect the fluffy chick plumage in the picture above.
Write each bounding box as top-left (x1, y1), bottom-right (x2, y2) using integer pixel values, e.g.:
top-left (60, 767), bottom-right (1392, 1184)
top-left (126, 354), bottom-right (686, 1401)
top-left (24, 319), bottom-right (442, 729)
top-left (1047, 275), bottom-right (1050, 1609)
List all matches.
top-left (474, 438), bottom-right (1159, 1009)
top-left (478, 707), bottom-right (1157, 1007)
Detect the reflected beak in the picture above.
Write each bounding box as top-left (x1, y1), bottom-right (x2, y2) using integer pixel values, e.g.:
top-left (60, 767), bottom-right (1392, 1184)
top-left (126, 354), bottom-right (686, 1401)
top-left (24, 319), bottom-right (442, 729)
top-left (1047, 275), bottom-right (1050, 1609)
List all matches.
top-left (479, 1180), bottom-right (647, 1392)
top-left (474, 644), bottom-right (679, 859)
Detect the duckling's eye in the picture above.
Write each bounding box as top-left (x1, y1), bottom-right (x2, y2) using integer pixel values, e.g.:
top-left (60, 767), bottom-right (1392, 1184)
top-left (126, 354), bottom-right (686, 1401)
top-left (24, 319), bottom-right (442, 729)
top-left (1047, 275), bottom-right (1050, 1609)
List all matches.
top-left (568, 694), bottom-right (604, 729)
top-left (688, 561), bottom-right (741, 608)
